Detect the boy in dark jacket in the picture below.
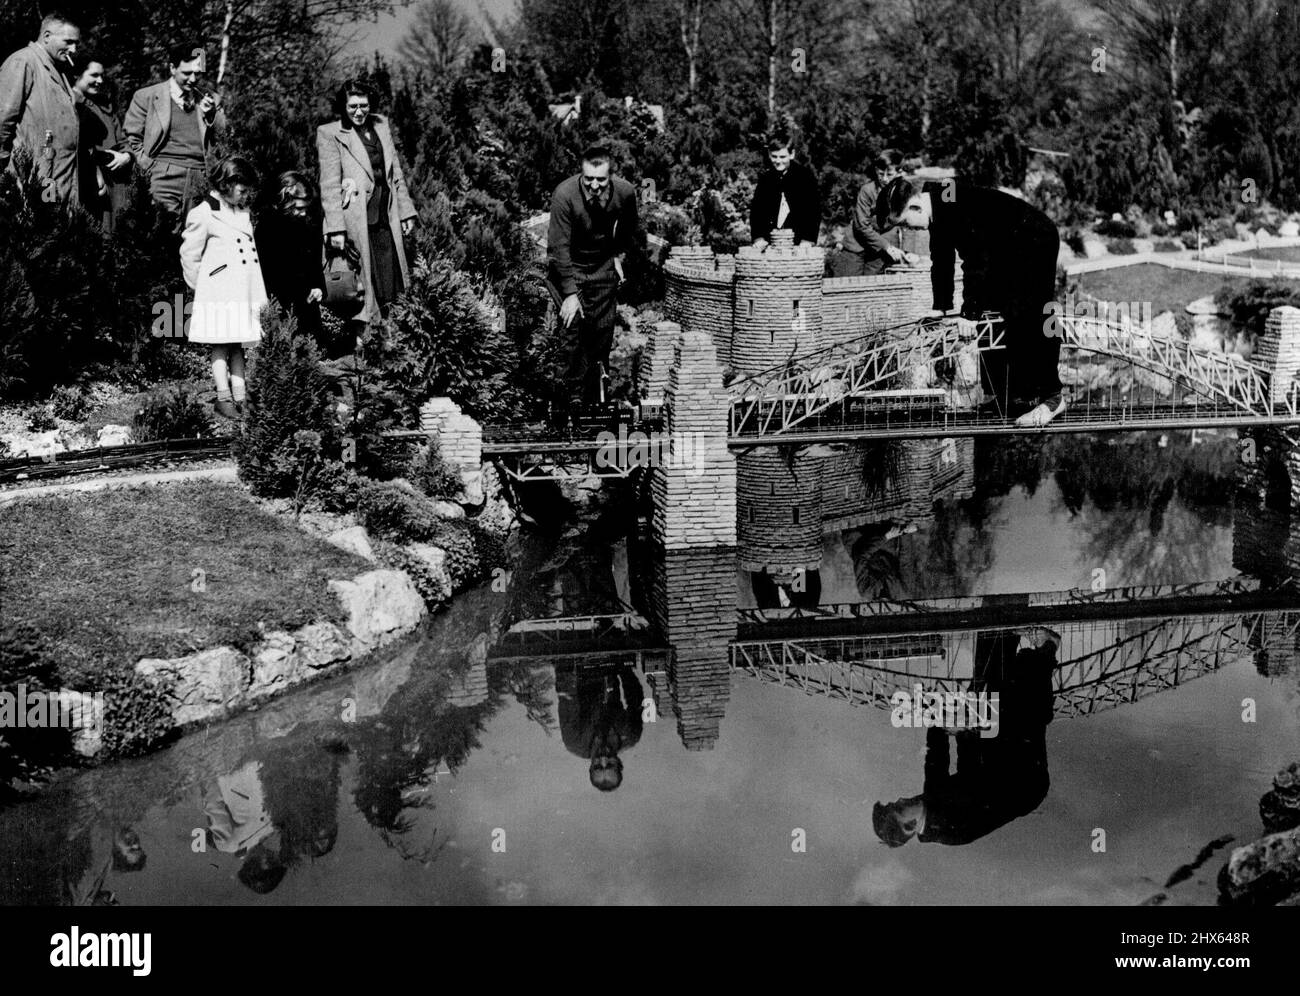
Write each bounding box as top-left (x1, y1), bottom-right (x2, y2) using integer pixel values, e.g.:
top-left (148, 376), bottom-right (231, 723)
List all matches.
top-left (881, 177), bottom-right (1065, 427)
top-left (749, 130), bottom-right (821, 247)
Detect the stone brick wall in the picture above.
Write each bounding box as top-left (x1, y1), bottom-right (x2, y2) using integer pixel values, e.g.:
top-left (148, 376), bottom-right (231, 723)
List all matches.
top-left (645, 545), bottom-right (736, 750)
top-left (733, 231), bottom-right (825, 375)
top-left (1257, 306), bottom-right (1300, 408)
top-left (651, 327), bottom-right (737, 548)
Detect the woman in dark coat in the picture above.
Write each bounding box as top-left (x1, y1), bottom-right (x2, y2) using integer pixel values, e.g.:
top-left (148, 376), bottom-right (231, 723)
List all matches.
top-left (255, 171), bottom-right (329, 351)
top-left (71, 54), bottom-right (131, 233)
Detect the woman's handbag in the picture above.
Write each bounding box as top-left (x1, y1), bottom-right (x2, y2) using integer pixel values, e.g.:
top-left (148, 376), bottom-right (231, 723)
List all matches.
top-left (322, 238), bottom-right (365, 317)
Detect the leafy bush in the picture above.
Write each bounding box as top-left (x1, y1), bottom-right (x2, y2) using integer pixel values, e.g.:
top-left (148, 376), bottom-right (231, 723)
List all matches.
top-left (378, 254), bottom-right (519, 422)
top-left (1095, 218), bottom-right (1137, 238)
top-left (1154, 239), bottom-right (1184, 252)
top-left (1106, 238), bottom-right (1137, 255)
top-left (26, 406), bottom-right (57, 432)
top-left (94, 667), bottom-right (176, 758)
top-left (237, 307), bottom-right (338, 495)
top-left (0, 152), bottom-right (184, 400)
top-left (357, 478), bottom-right (504, 590)
top-left (407, 439), bottom-right (463, 499)
top-left (308, 459), bottom-right (364, 513)
top-left (356, 479), bottom-right (441, 543)
top-left (50, 384), bottom-right (89, 422)
top-left (1216, 279), bottom-right (1300, 342)
top-left (133, 387), bottom-right (215, 441)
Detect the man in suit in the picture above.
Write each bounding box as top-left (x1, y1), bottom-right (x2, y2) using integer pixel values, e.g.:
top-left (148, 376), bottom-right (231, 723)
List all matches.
top-left (881, 177), bottom-right (1065, 427)
top-left (0, 10), bottom-right (82, 204)
top-left (546, 143), bottom-right (644, 406)
top-left (748, 129), bottom-right (821, 248)
top-left (123, 42), bottom-right (225, 223)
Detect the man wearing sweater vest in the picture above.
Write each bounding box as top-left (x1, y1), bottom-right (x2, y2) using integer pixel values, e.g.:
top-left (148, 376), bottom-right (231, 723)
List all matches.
top-left (546, 143), bottom-right (643, 406)
top-left (123, 42), bottom-right (225, 225)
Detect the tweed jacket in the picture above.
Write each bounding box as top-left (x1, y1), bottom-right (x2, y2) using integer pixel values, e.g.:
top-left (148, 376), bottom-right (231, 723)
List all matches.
top-left (122, 80), bottom-right (225, 172)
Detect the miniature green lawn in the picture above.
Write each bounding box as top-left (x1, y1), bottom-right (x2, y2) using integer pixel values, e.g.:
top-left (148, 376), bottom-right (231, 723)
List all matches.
top-left (1077, 264), bottom-right (1246, 318)
top-left (0, 480), bottom-right (368, 676)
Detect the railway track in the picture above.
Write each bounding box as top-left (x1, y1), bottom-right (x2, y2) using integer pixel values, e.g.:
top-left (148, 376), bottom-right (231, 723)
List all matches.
top-left (0, 436), bottom-right (235, 486)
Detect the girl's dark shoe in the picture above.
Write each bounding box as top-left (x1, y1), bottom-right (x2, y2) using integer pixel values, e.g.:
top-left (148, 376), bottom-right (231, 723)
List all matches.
top-left (214, 399), bottom-right (239, 419)
top-left (234, 400), bottom-right (248, 418)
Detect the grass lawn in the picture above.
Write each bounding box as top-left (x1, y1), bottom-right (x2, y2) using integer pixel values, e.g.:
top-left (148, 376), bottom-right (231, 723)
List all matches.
top-left (0, 480), bottom-right (368, 674)
top-left (1077, 264), bottom-right (1247, 316)
top-left (1233, 245), bottom-right (1300, 264)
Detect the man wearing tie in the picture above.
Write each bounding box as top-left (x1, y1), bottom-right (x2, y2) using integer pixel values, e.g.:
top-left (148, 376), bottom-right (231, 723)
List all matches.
top-left (123, 42), bottom-right (226, 223)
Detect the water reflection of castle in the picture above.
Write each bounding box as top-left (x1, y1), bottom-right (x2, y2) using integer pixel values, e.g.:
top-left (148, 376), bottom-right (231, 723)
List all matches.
top-left (737, 439), bottom-right (975, 583)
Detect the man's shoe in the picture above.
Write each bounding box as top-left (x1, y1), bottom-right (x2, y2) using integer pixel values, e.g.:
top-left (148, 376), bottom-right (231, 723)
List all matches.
top-left (1014, 393), bottom-right (1067, 428)
top-left (214, 399), bottom-right (238, 419)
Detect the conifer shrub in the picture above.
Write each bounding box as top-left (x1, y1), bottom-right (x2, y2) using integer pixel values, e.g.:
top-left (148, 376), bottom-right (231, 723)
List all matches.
top-left (236, 307), bottom-right (339, 496)
top-left (133, 387), bottom-right (215, 441)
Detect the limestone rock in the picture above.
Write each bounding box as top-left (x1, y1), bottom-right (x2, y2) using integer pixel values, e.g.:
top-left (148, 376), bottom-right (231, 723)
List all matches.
top-left (433, 499), bottom-right (466, 520)
top-left (1150, 311), bottom-right (1178, 339)
top-left (328, 569), bottom-right (426, 656)
top-left (1, 429), bottom-right (65, 459)
top-left (457, 468), bottom-right (484, 505)
top-left (250, 630), bottom-right (297, 699)
top-left (325, 525), bottom-right (376, 563)
top-left (96, 424), bottom-right (132, 448)
top-left (1260, 762), bottom-right (1300, 834)
top-left (1219, 827), bottom-right (1300, 905)
top-left (405, 543), bottom-right (454, 603)
top-left (135, 646), bottom-right (250, 726)
top-left (1082, 238), bottom-right (1108, 259)
top-left (1280, 220), bottom-right (1299, 238)
top-left (295, 621), bottom-right (350, 671)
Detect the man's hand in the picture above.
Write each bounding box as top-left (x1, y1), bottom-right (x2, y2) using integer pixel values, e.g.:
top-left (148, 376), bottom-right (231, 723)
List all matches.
top-left (106, 150), bottom-right (131, 171)
top-left (753, 237), bottom-right (769, 251)
top-left (887, 246), bottom-right (906, 263)
top-left (307, 288), bottom-right (323, 304)
top-left (401, 217), bottom-right (415, 236)
top-left (924, 308), bottom-right (951, 318)
top-left (341, 178), bottom-right (358, 210)
top-left (559, 293), bottom-right (583, 328)
top-left (198, 92), bottom-right (219, 118)
top-left (613, 256), bottom-right (625, 285)
top-left (329, 234), bottom-right (346, 251)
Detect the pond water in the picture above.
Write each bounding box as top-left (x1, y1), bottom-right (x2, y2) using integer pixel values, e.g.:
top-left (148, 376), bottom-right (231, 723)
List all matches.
top-left (3, 431), bottom-right (1298, 905)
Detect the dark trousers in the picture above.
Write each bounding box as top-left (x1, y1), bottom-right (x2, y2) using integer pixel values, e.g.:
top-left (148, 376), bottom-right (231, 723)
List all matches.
top-left (549, 266), bottom-right (619, 403)
top-left (148, 160), bottom-right (208, 232)
top-left (970, 234), bottom-right (1061, 406)
top-left (825, 248), bottom-right (889, 278)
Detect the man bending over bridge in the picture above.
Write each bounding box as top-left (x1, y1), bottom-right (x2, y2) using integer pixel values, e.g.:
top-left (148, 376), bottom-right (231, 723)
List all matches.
top-left (881, 177), bottom-right (1066, 427)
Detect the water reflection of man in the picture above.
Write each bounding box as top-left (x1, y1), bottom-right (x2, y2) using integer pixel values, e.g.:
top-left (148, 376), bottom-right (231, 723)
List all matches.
top-left (557, 663), bottom-right (643, 792)
top-left (873, 627), bottom-right (1056, 846)
top-left (202, 759), bottom-right (287, 894)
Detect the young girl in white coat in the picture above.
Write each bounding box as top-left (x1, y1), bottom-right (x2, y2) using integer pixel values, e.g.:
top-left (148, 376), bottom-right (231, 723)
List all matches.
top-left (180, 156), bottom-right (267, 418)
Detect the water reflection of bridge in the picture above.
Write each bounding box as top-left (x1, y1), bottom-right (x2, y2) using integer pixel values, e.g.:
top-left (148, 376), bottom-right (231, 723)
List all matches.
top-left (733, 605), bottom-right (1300, 720)
top-left (487, 576), bottom-right (1300, 737)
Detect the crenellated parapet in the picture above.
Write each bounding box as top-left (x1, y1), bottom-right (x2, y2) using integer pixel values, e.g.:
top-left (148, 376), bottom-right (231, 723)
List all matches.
top-left (659, 235), bottom-right (961, 383)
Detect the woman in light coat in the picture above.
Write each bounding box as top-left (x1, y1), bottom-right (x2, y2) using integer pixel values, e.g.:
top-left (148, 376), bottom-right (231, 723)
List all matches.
top-left (316, 79), bottom-right (417, 329)
top-left (180, 156), bottom-right (267, 419)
